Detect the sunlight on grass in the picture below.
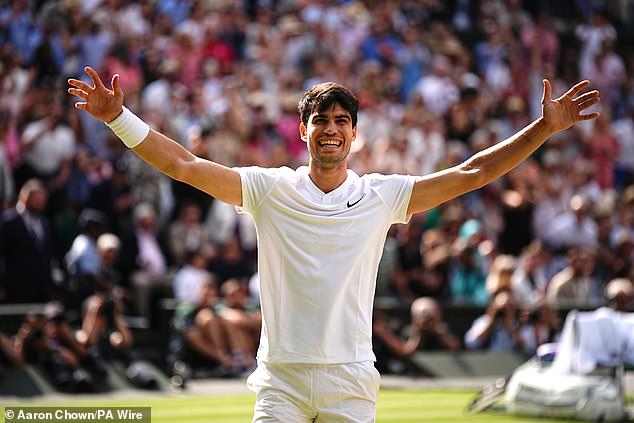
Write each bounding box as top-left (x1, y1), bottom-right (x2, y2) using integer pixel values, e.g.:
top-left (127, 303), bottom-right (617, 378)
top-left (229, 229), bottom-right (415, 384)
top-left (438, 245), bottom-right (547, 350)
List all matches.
top-left (2, 389), bottom-right (574, 423)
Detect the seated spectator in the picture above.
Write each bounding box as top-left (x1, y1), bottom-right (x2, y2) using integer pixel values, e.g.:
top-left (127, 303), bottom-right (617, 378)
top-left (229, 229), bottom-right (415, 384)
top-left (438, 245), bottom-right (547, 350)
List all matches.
top-left (75, 293), bottom-right (133, 360)
top-left (14, 303), bottom-right (106, 393)
top-left (75, 293), bottom-right (158, 389)
top-left (546, 247), bottom-right (602, 308)
top-left (216, 279), bottom-right (260, 370)
top-left (464, 290), bottom-right (528, 353)
top-left (208, 237), bottom-right (255, 288)
top-left (167, 201), bottom-right (209, 266)
top-left (373, 297), bottom-right (459, 362)
top-left (170, 279), bottom-right (237, 379)
top-left (517, 301), bottom-right (560, 355)
top-left (173, 248), bottom-right (214, 304)
top-left (512, 241), bottom-right (550, 306)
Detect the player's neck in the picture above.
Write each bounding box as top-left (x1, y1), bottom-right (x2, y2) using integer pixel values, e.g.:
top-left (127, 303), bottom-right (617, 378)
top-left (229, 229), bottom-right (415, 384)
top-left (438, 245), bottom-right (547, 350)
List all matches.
top-left (308, 162), bottom-right (348, 194)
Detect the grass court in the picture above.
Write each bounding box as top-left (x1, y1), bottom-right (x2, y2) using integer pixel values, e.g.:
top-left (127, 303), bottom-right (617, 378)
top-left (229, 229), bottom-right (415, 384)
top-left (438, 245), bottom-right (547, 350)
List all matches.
top-left (2, 389), bottom-right (572, 422)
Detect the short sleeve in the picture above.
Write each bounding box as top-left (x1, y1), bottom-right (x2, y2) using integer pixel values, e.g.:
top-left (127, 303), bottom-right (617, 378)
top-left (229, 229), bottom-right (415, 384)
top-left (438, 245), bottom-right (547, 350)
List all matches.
top-left (369, 174), bottom-right (416, 224)
top-left (236, 166), bottom-right (282, 215)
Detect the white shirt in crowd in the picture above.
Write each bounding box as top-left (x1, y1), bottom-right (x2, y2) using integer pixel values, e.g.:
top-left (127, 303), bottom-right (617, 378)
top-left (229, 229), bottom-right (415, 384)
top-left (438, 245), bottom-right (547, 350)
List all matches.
top-left (21, 119), bottom-right (76, 176)
top-left (136, 230), bottom-right (166, 275)
top-left (173, 264), bottom-right (212, 304)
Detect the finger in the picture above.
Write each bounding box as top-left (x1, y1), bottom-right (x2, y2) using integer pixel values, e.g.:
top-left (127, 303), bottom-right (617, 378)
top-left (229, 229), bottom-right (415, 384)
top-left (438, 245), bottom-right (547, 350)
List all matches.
top-left (68, 78), bottom-right (92, 91)
top-left (578, 111), bottom-right (600, 121)
top-left (574, 90), bottom-right (600, 104)
top-left (84, 66), bottom-right (106, 91)
top-left (111, 74), bottom-right (123, 98)
top-left (577, 97), bottom-right (600, 110)
top-left (74, 102), bottom-right (88, 111)
top-left (67, 87), bottom-right (88, 99)
top-left (541, 79), bottom-right (551, 104)
top-left (563, 80), bottom-right (591, 99)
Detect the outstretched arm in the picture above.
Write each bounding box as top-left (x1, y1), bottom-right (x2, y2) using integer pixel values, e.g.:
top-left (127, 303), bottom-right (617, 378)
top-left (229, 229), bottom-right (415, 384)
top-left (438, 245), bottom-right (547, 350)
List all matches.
top-left (68, 67), bottom-right (242, 206)
top-left (407, 80), bottom-right (600, 215)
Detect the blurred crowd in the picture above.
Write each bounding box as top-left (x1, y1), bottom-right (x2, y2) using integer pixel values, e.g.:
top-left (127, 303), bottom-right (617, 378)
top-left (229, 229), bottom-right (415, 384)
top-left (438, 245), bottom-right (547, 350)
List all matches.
top-left (1, 0), bottom-right (634, 385)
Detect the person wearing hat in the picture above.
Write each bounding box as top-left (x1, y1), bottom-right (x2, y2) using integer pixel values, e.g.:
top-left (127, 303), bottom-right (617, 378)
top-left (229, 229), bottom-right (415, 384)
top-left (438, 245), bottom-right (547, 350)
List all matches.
top-left (69, 65), bottom-right (599, 421)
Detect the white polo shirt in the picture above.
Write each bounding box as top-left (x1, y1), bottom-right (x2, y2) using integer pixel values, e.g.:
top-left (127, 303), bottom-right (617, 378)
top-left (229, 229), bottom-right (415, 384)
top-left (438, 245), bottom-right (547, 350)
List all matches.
top-left (238, 166), bottom-right (415, 364)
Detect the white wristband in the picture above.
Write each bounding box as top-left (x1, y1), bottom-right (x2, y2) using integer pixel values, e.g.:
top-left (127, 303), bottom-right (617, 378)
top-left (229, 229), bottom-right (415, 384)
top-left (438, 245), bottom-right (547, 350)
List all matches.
top-left (105, 106), bottom-right (150, 148)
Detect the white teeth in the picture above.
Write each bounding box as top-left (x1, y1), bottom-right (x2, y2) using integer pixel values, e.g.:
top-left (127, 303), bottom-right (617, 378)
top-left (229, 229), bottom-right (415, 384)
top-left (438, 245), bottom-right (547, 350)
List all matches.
top-left (318, 140), bottom-right (341, 146)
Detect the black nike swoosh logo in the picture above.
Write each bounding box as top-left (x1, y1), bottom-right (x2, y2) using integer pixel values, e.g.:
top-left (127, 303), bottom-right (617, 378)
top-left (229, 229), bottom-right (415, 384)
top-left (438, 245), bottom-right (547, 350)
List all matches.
top-left (347, 194), bottom-right (365, 208)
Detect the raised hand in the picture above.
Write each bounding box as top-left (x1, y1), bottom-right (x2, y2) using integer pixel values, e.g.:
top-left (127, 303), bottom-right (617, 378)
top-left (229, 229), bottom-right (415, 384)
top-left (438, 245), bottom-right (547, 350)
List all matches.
top-left (541, 79), bottom-right (600, 133)
top-left (67, 67), bottom-right (123, 123)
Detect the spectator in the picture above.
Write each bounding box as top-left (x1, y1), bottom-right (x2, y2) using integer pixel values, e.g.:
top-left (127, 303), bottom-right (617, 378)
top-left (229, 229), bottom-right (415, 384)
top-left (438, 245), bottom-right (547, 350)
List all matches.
top-left (449, 219), bottom-right (489, 306)
top-left (0, 109), bottom-right (16, 210)
top-left (64, 208), bottom-right (109, 307)
top-left (485, 254), bottom-right (517, 297)
top-left (545, 194), bottom-right (599, 250)
top-left (464, 290), bottom-right (528, 353)
top-left (0, 179), bottom-right (55, 303)
top-left (173, 248), bottom-right (214, 304)
top-left (208, 237), bottom-right (255, 288)
top-left (512, 241), bottom-right (551, 306)
top-left (611, 106), bottom-right (634, 189)
top-left (391, 219), bottom-right (425, 304)
top-left (87, 157), bottom-right (135, 234)
top-left (216, 279), bottom-right (260, 370)
top-left (17, 302), bottom-right (106, 393)
top-left (117, 202), bottom-right (170, 321)
top-left (18, 102), bottom-right (76, 215)
top-left (76, 293), bottom-right (133, 358)
top-left (414, 55), bottom-right (459, 116)
top-left (167, 201), bottom-right (209, 266)
top-left (204, 199), bottom-right (258, 251)
top-left (584, 113), bottom-right (619, 191)
top-left (373, 297), bottom-right (459, 360)
top-left (170, 278), bottom-right (237, 378)
top-left (96, 232), bottom-right (123, 292)
top-left (546, 247), bottom-right (602, 308)
top-left (418, 228), bottom-right (451, 300)
top-left (517, 300), bottom-right (560, 355)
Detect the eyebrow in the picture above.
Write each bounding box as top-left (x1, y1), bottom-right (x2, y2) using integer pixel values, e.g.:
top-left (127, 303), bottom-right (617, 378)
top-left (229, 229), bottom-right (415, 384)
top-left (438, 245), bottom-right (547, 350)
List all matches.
top-left (312, 113), bottom-right (351, 120)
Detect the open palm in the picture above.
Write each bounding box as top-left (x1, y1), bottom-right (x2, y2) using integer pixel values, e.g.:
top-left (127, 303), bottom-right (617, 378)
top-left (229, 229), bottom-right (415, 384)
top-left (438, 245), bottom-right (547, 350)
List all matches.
top-left (541, 79), bottom-right (600, 133)
top-left (67, 67), bottom-right (124, 123)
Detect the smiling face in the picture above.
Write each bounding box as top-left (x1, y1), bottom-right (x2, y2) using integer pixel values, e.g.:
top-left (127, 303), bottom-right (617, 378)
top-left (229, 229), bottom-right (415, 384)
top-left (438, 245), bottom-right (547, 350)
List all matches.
top-left (300, 102), bottom-right (357, 170)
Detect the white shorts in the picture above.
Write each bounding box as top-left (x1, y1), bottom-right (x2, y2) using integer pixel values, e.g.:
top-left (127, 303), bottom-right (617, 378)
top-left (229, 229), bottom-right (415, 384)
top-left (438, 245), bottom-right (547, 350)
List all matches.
top-left (246, 361), bottom-right (381, 422)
